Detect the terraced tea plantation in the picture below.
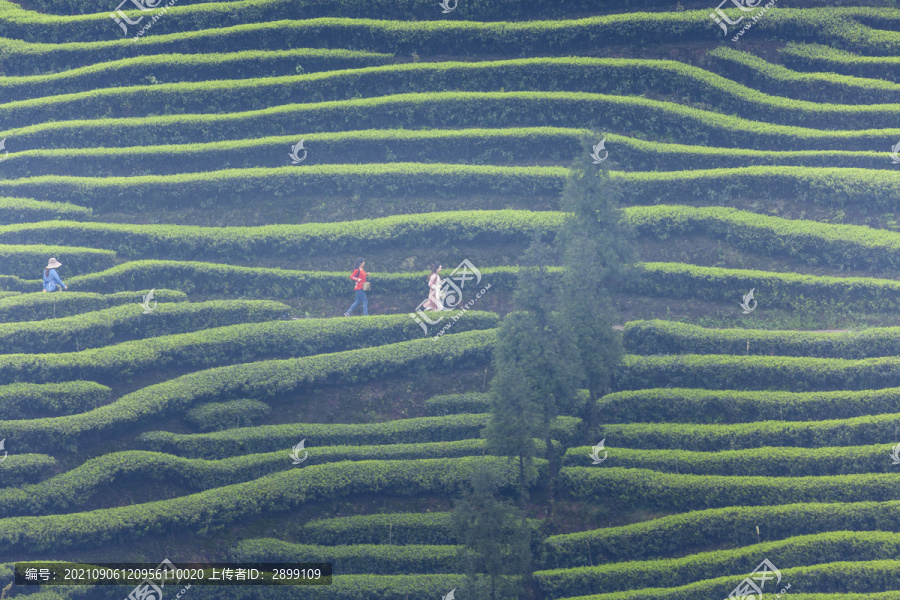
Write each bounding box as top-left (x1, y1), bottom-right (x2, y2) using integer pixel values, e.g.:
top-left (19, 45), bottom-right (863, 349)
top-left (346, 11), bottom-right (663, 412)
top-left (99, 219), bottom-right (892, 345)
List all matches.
top-left (4, 0), bottom-right (900, 598)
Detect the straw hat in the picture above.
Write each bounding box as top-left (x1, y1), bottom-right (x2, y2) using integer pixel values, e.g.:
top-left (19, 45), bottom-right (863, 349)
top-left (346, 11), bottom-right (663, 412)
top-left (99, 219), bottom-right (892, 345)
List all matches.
top-left (45, 258), bottom-right (62, 269)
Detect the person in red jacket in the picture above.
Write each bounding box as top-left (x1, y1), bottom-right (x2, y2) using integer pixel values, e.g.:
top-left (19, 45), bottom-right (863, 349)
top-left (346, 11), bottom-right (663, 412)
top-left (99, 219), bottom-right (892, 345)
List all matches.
top-left (344, 257), bottom-right (368, 316)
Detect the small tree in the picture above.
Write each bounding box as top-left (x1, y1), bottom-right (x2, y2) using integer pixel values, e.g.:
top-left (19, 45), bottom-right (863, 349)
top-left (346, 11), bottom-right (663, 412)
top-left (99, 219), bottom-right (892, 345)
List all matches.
top-left (451, 464), bottom-right (533, 600)
top-left (556, 134), bottom-right (638, 402)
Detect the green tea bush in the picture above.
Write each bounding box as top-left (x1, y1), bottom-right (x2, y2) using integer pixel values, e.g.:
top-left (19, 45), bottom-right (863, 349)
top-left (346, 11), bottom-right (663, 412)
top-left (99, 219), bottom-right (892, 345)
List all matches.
top-left (0, 381), bottom-right (109, 419)
top-left (185, 399), bottom-right (271, 432)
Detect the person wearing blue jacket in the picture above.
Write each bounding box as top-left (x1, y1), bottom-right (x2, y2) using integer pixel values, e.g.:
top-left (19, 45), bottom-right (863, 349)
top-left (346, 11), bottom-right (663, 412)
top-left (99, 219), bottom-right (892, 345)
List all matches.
top-left (42, 258), bottom-right (68, 292)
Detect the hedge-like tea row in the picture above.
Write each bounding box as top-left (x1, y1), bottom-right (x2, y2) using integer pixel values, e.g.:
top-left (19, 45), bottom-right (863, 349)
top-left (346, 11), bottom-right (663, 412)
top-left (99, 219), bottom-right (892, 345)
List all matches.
top-left (536, 530), bottom-right (900, 598)
top-left (0, 381), bottom-right (109, 420)
top-left (561, 466), bottom-right (900, 511)
top-left (6, 57), bottom-right (900, 131)
top-left (0, 289), bottom-right (187, 322)
top-left (541, 499), bottom-right (900, 568)
top-left (423, 392), bottom-right (491, 416)
top-left (302, 512), bottom-right (457, 546)
top-left (704, 46), bottom-right (900, 105)
top-left (562, 444), bottom-right (900, 476)
top-left (0, 327), bottom-right (497, 451)
top-left (138, 415), bottom-right (579, 459)
top-left (0, 6), bottom-right (884, 56)
top-left (1, 48), bottom-right (394, 101)
top-left (3, 164), bottom-right (898, 216)
top-left (4, 260), bottom-right (521, 298)
top-left (0, 454), bottom-right (56, 488)
top-left (0, 440), bottom-right (521, 517)
top-left (2, 129), bottom-right (895, 180)
top-left (185, 399), bottom-right (271, 432)
top-left (0, 455), bottom-right (545, 553)
top-left (232, 539), bottom-right (459, 574)
top-left (0, 244), bottom-right (114, 279)
top-left (627, 204), bottom-right (900, 273)
top-left (301, 510), bottom-right (544, 547)
top-left (0, 299), bottom-right (289, 354)
top-left (7, 205), bottom-right (900, 270)
top-left (595, 411), bottom-right (900, 451)
top-left (780, 42), bottom-right (900, 82)
top-left (0, 163), bottom-right (567, 214)
top-left (633, 262), bottom-right (900, 314)
top-left (0, 128), bottom-right (591, 178)
top-left (0, 312), bottom-right (497, 385)
top-left (4, 91), bottom-right (895, 154)
top-left (595, 387), bottom-right (900, 424)
top-left (617, 353), bottom-right (900, 392)
top-left (543, 561), bottom-right (900, 600)
top-left (0, 10), bottom-right (724, 55)
top-left (0, 196), bottom-right (91, 222)
top-left (623, 320), bottom-right (900, 359)
top-left (0, 210), bottom-right (562, 262)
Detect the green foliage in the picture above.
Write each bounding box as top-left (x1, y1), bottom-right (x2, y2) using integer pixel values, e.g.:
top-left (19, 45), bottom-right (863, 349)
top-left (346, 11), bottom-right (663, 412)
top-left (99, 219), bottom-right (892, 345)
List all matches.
top-left (1, 48), bottom-right (393, 100)
top-left (0, 327), bottom-right (498, 451)
top-left (626, 204), bottom-right (900, 273)
top-left (0, 210), bottom-right (563, 262)
top-left (0, 312), bottom-right (499, 385)
top-left (705, 46), bottom-right (900, 104)
top-left (633, 261), bottom-right (900, 313)
top-left (780, 41), bottom-right (900, 82)
top-left (141, 415), bottom-right (578, 460)
top-left (8, 56), bottom-right (900, 132)
top-left (597, 411), bottom-right (900, 451)
top-left (536, 531), bottom-right (900, 597)
top-left (0, 456), bottom-right (546, 553)
top-left (0, 381), bottom-right (109, 419)
top-left (0, 196), bottom-right (91, 222)
top-left (561, 466), bottom-right (900, 511)
top-left (0, 244), bottom-right (112, 279)
top-left (0, 454), bottom-right (56, 488)
top-left (0, 289), bottom-right (187, 322)
top-left (0, 299), bottom-right (289, 354)
top-left (185, 399), bottom-right (271, 432)
top-left (617, 352), bottom-right (900, 391)
top-left (5, 92), bottom-right (894, 162)
top-left (542, 499), bottom-right (900, 568)
top-left (595, 386), bottom-right (900, 424)
top-left (558, 138), bottom-right (636, 401)
top-left (424, 392), bottom-right (491, 416)
top-left (562, 443), bottom-right (900, 476)
top-left (452, 463), bottom-right (533, 600)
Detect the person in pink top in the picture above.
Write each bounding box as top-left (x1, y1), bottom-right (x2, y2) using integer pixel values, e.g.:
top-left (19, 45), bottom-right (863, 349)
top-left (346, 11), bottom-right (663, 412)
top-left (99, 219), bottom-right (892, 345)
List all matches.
top-left (423, 263), bottom-right (445, 311)
top-left (344, 257), bottom-right (368, 316)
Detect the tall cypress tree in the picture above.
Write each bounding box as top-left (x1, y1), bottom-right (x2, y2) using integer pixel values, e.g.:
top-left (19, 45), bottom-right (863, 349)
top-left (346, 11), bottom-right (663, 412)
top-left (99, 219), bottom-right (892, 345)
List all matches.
top-left (484, 231), bottom-right (581, 497)
top-left (451, 464), bottom-right (532, 600)
top-left (556, 134), bottom-right (638, 402)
